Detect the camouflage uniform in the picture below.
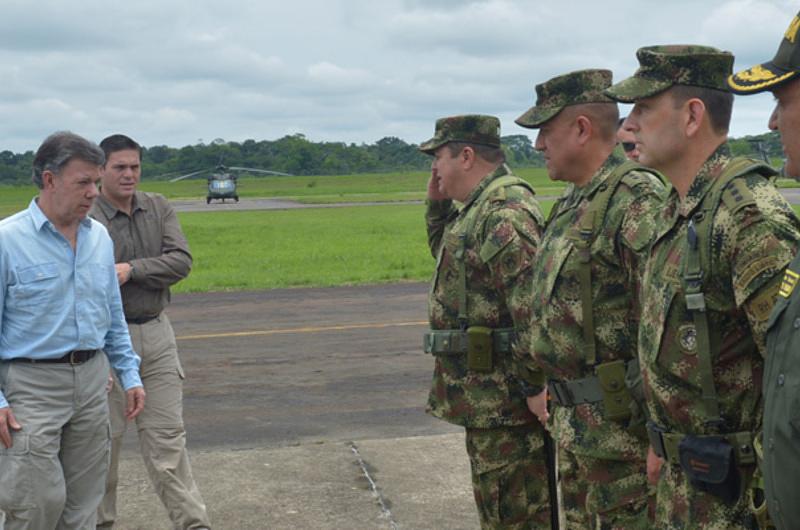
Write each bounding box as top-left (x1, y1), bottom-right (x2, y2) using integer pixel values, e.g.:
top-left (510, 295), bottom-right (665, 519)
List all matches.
top-left (517, 69), bottom-right (665, 529)
top-left (729, 13), bottom-right (800, 529)
top-left (608, 46), bottom-right (800, 529)
top-left (421, 115), bottom-right (550, 529)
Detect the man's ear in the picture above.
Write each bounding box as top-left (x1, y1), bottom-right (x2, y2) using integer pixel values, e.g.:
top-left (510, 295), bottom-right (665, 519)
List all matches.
top-left (41, 170), bottom-right (57, 190)
top-left (461, 146), bottom-right (476, 170)
top-left (685, 98), bottom-right (706, 138)
top-left (575, 115), bottom-right (593, 146)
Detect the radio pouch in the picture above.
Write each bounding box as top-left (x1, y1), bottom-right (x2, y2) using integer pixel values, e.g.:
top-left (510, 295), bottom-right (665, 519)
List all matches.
top-left (596, 360), bottom-right (632, 422)
top-left (678, 435), bottom-right (741, 504)
top-left (467, 326), bottom-right (493, 372)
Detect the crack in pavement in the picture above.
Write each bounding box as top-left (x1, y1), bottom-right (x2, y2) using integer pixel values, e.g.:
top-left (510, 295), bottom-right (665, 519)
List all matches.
top-left (349, 441), bottom-right (399, 530)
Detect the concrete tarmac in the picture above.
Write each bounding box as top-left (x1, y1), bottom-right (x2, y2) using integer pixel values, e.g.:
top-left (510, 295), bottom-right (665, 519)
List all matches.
top-left (111, 283), bottom-right (481, 530)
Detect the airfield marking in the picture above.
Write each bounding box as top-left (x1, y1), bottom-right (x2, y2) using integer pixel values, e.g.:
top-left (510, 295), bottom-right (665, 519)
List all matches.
top-left (175, 320), bottom-right (428, 341)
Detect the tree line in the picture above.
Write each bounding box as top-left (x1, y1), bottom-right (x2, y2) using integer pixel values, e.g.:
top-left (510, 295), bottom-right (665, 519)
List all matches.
top-left (0, 131), bottom-right (782, 184)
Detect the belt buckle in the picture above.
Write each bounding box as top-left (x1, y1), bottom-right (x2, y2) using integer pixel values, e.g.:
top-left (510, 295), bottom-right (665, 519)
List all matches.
top-left (548, 380), bottom-right (572, 407)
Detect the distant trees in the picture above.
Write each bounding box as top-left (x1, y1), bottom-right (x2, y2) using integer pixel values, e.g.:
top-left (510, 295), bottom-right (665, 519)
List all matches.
top-left (0, 131), bottom-right (782, 184)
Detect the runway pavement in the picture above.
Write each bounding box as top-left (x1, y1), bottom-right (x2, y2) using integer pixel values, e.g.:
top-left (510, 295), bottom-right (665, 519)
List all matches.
top-left (112, 282), bottom-right (481, 530)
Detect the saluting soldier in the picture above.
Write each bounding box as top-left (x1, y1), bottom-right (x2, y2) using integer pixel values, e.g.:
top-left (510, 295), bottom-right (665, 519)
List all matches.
top-left (516, 69), bottom-right (665, 529)
top-left (729, 10), bottom-right (800, 529)
top-left (421, 115), bottom-right (551, 528)
top-left (606, 45), bottom-right (800, 528)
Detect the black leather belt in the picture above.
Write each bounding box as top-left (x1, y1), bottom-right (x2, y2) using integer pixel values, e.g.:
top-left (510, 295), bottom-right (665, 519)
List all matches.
top-left (11, 349), bottom-right (98, 365)
top-left (126, 315), bottom-right (158, 325)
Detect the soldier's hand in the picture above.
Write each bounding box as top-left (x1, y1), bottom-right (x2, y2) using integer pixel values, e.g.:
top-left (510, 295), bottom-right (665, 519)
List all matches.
top-left (115, 262), bottom-right (133, 286)
top-left (125, 386), bottom-right (146, 420)
top-left (0, 407), bottom-right (22, 449)
top-left (526, 388), bottom-right (550, 427)
top-left (647, 445), bottom-right (664, 485)
top-left (427, 168), bottom-right (447, 201)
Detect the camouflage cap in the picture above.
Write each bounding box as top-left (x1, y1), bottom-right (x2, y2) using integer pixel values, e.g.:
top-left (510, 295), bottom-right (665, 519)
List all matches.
top-left (515, 69), bottom-right (615, 129)
top-left (605, 45), bottom-right (734, 103)
top-left (729, 11), bottom-right (800, 94)
top-left (419, 115), bottom-right (501, 154)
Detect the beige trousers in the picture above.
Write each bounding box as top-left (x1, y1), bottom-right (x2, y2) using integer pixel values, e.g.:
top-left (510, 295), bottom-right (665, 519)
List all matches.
top-left (97, 314), bottom-right (209, 530)
top-left (0, 352), bottom-right (110, 530)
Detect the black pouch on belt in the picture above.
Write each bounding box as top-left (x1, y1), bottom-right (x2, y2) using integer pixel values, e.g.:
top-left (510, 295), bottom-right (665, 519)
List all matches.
top-left (466, 326), bottom-right (493, 372)
top-left (678, 435), bottom-right (741, 504)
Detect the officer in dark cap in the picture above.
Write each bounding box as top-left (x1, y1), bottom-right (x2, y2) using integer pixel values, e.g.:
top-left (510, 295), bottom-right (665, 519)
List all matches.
top-left (607, 45), bottom-right (800, 528)
top-left (729, 11), bottom-right (800, 530)
top-left (420, 115), bottom-right (551, 529)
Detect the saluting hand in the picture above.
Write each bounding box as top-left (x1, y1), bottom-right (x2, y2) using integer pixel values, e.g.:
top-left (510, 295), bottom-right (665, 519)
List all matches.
top-left (125, 386), bottom-right (146, 420)
top-left (427, 168), bottom-right (447, 201)
top-left (0, 407), bottom-right (22, 449)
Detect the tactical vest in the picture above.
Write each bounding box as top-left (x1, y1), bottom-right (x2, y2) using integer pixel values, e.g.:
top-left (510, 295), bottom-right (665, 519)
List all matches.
top-left (681, 157), bottom-right (776, 425)
top-left (424, 174), bottom-right (536, 371)
top-left (647, 158), bottom-right (776, 506)
top-left (546, 160), bottom-right (662, 420)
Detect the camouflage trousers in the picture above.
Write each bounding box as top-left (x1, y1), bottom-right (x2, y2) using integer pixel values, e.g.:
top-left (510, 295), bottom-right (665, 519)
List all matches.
top-left (655, 463), bottom-right (758, 529)
top-left (552, 405), bottom-right (652, 530)
top-left (465, 423), bottom-right (551, 530)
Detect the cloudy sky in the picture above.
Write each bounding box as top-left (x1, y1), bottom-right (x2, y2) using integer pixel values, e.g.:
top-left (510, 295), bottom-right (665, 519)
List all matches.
top-left (0, 0), bottom-right (794, 153)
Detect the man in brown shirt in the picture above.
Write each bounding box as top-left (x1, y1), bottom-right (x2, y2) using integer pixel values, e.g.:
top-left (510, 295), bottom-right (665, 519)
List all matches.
top-left (90, 134), bottom-right (210, 530)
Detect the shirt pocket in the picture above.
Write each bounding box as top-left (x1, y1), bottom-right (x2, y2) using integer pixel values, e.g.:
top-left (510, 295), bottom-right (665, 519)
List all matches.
top-left (543, 237), bottom-right (575, 303)
top-left (10, 262), bottom-right (59, 307)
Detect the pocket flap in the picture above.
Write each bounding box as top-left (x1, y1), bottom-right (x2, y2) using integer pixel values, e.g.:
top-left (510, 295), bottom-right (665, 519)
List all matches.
top-left (17, 263), bottom-right (58, 284)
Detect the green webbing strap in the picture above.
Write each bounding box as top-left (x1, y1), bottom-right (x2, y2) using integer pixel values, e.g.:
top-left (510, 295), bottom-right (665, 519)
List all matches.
top-left (684, 157), bottom-right (775, 426)
top-left (454, 173), bottom-right (534, 331)
top-left (575, 160), bottom-right (651, 366)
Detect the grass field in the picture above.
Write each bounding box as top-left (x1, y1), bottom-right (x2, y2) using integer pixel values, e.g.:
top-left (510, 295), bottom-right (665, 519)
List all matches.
top-left (0, 167), bottom-right (562, 217)
top-left (174, 201), bottom-right (556, 293)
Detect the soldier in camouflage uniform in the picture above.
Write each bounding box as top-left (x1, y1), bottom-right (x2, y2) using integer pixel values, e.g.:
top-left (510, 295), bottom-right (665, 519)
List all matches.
top-left (420, 115), bottom-right (551, 529)
top-left (515, 69), bottom-right (665, 529)
top-left (606, 45), bottom-right (800, 529)
top-left (729, 10), bottom-right (800, 529)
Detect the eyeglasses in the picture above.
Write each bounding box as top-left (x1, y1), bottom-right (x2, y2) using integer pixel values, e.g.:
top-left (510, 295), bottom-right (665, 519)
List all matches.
top-left (621, 142), bottom-right (636, 153)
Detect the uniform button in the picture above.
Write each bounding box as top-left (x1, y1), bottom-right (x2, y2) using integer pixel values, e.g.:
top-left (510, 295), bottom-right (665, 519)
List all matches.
top-left (778, 374), bottom-right (786, 386)
top-left (769, 438), bottom-right (775, 450)
top-left (794, 318), bottom-right (800, 329)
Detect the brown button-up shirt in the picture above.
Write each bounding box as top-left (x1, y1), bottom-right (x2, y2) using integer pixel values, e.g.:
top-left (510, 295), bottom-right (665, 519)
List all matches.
top-left (90, 191), bottom-right (192, 320)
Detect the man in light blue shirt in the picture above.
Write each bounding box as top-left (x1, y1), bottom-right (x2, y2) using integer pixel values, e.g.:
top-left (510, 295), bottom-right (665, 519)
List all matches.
top-left (0, 131), bottom-right (145, 530)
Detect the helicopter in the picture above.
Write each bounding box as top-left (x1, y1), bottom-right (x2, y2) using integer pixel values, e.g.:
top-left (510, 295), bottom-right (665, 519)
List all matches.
top-left (168, 164), bottom-right (293, 204)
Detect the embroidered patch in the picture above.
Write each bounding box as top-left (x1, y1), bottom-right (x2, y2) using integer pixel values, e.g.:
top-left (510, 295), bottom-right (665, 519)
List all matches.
top-left (780, 269), bottom-right (799, 298)
top-left (750, 281), bottom-right (782, 321)
top-left (678, 324), bottom-right (698, 354)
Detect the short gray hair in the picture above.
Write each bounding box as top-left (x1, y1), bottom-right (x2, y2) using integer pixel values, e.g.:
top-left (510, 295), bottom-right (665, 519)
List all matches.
top-left (32, 131), bottom-right (105, 189)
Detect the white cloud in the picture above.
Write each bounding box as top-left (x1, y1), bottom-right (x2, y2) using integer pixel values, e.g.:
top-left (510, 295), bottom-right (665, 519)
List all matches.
top-left (0, 0), bottom-right (794, 151)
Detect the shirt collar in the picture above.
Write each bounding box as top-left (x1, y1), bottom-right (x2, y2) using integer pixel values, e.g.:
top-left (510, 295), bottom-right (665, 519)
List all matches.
top-left (677, 143), bottom-right (731, 218)
top-left (462, 163), bottom-right (511, 209)
top-left (95, 191), bottom-right (144, 218)
top-left (28, 197), bottom-right (94, 232)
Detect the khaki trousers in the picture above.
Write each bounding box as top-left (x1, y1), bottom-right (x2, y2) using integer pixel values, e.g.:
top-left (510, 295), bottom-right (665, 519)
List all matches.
top-left (0, 352), bottom-right (111, 530)
top-left (97, 314), bottom-right (209, 530)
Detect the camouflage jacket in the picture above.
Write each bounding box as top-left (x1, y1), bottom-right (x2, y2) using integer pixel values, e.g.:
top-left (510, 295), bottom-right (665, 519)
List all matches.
top-left (531, 150), bottom-right (664, 381)
top-left (639, 145), bottom-right (800, 436)
top-left (531, 151), bottom-right (664, 459)
top-left (426, 164), bottom-right (544, 428)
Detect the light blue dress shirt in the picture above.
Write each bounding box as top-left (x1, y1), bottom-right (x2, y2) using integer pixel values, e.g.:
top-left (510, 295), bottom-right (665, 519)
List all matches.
top-left (0, 198), bottom-right (142, 408)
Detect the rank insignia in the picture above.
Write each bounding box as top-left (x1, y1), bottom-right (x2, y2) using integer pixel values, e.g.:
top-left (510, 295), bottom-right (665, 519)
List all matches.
top-left (780, 269), bottom-right (799, 298)
top-left (678, 324), bottom-right (698, 354)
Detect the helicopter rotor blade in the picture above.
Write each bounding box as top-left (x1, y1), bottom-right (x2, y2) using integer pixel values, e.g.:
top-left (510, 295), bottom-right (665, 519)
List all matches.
top-left (169, 169), bottom-right (209, 183)
top-left (228, 167), bottom-right (294, 177)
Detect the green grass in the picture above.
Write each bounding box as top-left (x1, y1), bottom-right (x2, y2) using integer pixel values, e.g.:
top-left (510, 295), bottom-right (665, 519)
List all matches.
top-left (174, 201), bottom-right (556, 293)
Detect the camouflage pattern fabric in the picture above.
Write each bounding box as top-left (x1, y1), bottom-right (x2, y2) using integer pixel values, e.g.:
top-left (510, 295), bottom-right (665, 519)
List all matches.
top-left (638, 145), bottom-right (800, 528)
top-left (605, 45), bottom-right (734, 103)
top-left (516, 68), bottom-right (616, 128)
top-left (419, 114), bottom-right (502, 154)
top-left (426, 163), bottom-right (545, 428)
top-left (466, 424), bottom-right (550, 529)
top-left (530, 150), bottom-right (664, 528)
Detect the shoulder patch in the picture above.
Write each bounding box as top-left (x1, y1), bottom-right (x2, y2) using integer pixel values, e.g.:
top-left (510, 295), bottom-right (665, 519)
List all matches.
top-left (780, 268), bottom-right (800, 298)
top-left (749, 280), bottom-right (782, 321)
top-left (721, 177), bottom-right (757, 214)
